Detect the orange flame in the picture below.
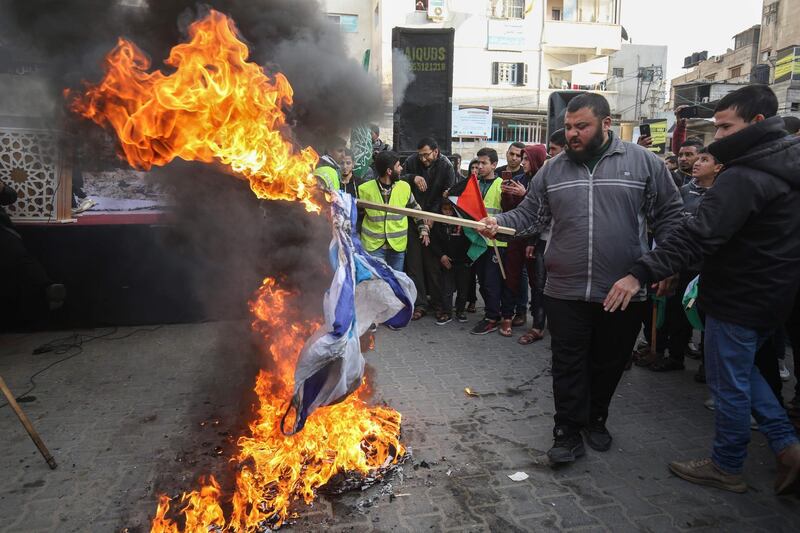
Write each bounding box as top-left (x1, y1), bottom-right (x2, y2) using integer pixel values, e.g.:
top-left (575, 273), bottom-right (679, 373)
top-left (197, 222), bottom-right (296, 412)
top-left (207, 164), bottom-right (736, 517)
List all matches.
top-left (69, 10), bottom-right (320, 212)
top-left (68, 10), bottom-right (404, 532)
top-left (151, 279), bottom-right (404, 531)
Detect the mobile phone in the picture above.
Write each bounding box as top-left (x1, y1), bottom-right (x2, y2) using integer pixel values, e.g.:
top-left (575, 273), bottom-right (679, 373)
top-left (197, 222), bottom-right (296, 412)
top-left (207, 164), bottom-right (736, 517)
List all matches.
top-left (678, 105), bottom-right (699, 119)
top-left (639, 124), bottom-right (651, 138)
top-left (501, 171), bottom-right (513, 180)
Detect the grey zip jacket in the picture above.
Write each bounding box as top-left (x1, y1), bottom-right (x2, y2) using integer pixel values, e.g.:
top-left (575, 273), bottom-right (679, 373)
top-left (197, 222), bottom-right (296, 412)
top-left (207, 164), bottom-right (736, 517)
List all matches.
top-left (495, 134), bottom-right (683, 303)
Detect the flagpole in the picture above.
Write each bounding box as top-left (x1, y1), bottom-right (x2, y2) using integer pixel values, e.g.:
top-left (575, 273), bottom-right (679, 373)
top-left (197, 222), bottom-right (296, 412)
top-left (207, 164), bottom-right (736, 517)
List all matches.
top-left (492, 241), bottom-right (507, 280)
top-left (354, 199), bottom-right (516, 236)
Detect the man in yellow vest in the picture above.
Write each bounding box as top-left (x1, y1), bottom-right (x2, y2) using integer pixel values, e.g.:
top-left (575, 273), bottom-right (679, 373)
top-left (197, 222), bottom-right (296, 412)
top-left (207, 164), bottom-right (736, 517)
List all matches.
top-left (358, 151), bottom-right (430, 271)
top-left (470, 148), bottom-right (515, 336)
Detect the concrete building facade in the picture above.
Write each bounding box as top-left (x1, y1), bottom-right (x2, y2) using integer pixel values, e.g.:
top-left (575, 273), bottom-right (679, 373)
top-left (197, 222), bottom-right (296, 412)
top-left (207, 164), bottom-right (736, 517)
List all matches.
top-left (321, 0), bottom-right (623, 156)
top-left (759, 0), bottom-right (800, 115)
top-left (607, 44), bottom-right (668, 123)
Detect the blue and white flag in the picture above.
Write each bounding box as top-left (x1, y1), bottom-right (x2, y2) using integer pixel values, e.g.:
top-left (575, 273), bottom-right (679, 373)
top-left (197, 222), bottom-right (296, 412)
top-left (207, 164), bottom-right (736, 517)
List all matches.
top-left (281, 190), bottom-right (416, 435)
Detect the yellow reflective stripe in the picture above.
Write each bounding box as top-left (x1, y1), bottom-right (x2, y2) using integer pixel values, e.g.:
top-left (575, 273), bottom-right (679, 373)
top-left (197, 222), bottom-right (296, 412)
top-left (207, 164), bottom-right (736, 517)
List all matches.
top-left (362, 228), bottom-right (407, 239)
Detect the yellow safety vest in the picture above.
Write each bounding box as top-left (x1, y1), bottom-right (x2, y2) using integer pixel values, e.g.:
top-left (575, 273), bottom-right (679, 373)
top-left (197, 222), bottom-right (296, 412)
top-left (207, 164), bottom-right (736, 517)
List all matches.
top-left (314, 166), bottom-right (340, 192)
top-left (481, 178), bottom-right (507, 248)
top-left (358, 179), bottom-right (412, 252)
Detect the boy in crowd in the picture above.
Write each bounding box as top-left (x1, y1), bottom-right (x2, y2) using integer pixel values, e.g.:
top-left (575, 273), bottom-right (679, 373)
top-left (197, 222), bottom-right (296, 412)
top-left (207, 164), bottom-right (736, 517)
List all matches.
top-left (646, 147), bottom-right (722, 373)
top-left (430, 200), bottom-right (472, 325)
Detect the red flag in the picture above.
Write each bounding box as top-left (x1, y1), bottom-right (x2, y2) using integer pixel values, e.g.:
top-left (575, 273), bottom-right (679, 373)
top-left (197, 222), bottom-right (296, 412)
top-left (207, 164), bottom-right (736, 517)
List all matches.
top-left (448, 174), bottom-right (488, 221)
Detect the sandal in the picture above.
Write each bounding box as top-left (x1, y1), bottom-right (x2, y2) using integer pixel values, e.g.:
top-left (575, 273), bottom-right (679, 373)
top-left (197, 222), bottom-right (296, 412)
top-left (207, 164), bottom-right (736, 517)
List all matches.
top-left (466, 302), bottom-right (477, 313)
top-left (412, 307), bottom-right (426, 321)
top-left (518, 328), bottom-right (544, 345)
top-left (634, 350), bottom-right (662, 367)
top-left (511, 313), bottom-right (527, 327)
top-left (649, 357), bottom-right (685, 372)
top-left (499, 318), bottom-right (513, 337)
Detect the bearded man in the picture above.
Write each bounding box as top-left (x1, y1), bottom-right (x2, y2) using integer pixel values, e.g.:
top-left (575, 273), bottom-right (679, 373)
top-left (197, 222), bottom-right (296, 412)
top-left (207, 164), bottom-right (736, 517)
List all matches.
top-left (478, 93), bottom-right (683, 465)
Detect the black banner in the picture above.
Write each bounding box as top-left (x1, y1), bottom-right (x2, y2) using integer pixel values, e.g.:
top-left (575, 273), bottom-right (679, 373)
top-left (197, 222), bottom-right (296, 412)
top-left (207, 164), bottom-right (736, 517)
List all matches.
top-left (392, 28), bottom-right (454, 154)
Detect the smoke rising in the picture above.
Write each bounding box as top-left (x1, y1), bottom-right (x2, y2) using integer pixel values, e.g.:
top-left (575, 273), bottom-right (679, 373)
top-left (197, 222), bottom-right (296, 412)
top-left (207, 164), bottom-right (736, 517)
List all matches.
top-left (391, 49), bottom-right (416, 111)
top-left (0, 0), bottom-right (383, 147)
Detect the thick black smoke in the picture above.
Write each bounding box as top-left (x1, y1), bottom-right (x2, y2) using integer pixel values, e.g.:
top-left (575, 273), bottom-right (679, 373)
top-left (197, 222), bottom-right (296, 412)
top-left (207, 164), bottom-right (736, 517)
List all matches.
top-left (0, 0), bottom-right (383, 146)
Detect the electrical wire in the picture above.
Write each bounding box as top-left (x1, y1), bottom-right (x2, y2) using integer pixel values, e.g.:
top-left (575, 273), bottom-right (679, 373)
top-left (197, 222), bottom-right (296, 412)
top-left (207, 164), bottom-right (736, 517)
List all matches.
top-left (0, 325), bottom-right (164, 409)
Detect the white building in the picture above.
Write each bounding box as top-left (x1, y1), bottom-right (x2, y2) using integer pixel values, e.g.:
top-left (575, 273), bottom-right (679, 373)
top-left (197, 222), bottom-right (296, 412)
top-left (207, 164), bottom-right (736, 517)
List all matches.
top-left (322, 0), bottom-right (623, 156)
top-left (607, 44), bottom-right (669, 124)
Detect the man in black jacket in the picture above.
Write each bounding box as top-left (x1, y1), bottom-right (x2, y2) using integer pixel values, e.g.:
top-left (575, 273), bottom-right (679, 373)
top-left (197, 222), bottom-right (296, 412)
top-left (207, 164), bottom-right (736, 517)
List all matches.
top-left (401, 137), bottom-right (456, 319)
top-left (605, 85), bottom-right (800, 495)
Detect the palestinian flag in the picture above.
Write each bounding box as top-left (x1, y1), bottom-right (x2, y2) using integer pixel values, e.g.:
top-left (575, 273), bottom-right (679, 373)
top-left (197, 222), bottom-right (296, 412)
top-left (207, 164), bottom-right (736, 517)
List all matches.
top-left (448, 175), bottom-right (489, 262)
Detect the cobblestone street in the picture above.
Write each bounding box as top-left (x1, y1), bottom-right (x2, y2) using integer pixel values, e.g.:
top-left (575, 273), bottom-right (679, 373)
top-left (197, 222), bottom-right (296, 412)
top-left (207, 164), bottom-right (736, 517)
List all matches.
top-left (1, 315), bottom-right (799, 532)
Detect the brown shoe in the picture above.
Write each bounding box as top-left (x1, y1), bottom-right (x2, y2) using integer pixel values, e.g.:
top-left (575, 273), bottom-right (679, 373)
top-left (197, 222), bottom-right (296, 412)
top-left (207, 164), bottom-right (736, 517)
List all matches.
top-left (775, 443), bottom-right (800, 495)
top-left (499, 318), bottom-right (513, 337)
top-left (669, 458), bottom-right (747, 493)
top-left (511, 313), bottom-right (526, 327)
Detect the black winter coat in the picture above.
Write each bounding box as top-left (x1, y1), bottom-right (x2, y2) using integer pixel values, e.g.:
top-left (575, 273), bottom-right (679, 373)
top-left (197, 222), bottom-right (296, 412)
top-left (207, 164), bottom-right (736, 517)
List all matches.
top-left (629, 116), bottom-right (800, 329)
top-left (401, 154), bottom-right (455, 213)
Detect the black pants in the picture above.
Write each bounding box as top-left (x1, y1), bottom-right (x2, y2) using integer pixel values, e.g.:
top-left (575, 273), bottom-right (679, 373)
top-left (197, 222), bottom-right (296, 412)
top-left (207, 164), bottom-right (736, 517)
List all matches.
top-left (0, 227), bottom-right (51, 324)
top-left (405, 224), bottom-right (441, 310)
top-left (528, 239), bottom-right (547, 330)
top-left (662, 275), bottom-right (694, 363)
top-left (787, 299), bottom-right (800, 399)
top-left (545, 296), bottom-right (645, 435)
top-left (467, 264), bottom-right (477, 304)
top-left (439, 262), bottom-right (471, 314)
top-left (476, 248), bottom-right (514, 321)
top-left (754, 332), bottom-right (785, 405)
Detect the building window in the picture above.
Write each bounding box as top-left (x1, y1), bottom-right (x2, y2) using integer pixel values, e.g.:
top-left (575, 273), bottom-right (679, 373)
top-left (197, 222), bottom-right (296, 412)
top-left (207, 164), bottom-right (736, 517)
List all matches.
top-left (555, 0), bottom-right (618, 23)
top-left (791, 102), bottom-right (800, 112)
top-left (706, 73), bottom-right (717, 81)
top-left (612, 67), bottom-right (624, 77)
top-left (491, 0), bottom-right (525, 19)
top-left (763, 1), bottom-right (779, 25)
top-left (328, 14), bottom-right (359, 33)
top-left (729, 65), bottom-right (743, 78)
top-left (415, 0), bottom-right (428, 11)
top-left (492, 62), bottom-right (528, 86)
top-left (551, 9), bottom-right (562, 20)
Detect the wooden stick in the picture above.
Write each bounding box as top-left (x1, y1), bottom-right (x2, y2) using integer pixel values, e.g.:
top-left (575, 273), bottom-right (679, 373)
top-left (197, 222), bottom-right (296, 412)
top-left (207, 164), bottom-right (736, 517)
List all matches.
top-left (492, 242), bottom-right (506, 280)
top-left (0, 374), bottom-right (57, 469)
top-left (355, 199), bottom-right (516, 236)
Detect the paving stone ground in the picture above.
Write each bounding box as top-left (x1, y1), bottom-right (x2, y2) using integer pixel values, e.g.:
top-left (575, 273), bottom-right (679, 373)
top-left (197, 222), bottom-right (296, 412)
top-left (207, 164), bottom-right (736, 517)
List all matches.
top-left (1, 314), bottom-right (799, 533)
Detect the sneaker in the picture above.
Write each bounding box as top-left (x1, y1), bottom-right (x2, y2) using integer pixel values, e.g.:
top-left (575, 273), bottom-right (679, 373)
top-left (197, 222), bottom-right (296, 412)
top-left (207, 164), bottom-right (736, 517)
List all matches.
top-left (686, 342), bottom-right (702, 360)
top-left (436, 313), bottom-right (452, 326)
top-left (788, 395), bottom-right (800, 410)
top-left (582, 417), bottom-right (612, 452)
top-left (779, 360), bottom-right (791, 382)
top-left (775, 443), bottom-right (800, 495)
top-left (750, 415), bottom-right (759, 431)
top-left (470, 318), bottom-right (498, 335)
top-left (694, 363), bottom-right (706, 383)
top-left (511, 313), bottom-right (526, 327)
top-left (547, 428), bottom-right (585, 465)
top-left (455, 311), bottom-right (468, 323)
top-left (668, 458), bottom-right (747, 493)
top-left (368, 323), bottom-right (378, 333)
top-left (704, 397), bottom-right (715, 411)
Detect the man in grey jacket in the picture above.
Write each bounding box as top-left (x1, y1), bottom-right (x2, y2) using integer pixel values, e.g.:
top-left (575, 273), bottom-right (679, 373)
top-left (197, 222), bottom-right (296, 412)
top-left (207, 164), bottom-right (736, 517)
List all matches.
top-left (479, 93), bottom-right (683, 465)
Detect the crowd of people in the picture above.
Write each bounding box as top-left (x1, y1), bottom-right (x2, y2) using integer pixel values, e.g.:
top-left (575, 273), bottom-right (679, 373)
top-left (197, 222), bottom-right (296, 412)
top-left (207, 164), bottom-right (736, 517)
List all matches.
top-left (315, 86), bottom-right (800, 496)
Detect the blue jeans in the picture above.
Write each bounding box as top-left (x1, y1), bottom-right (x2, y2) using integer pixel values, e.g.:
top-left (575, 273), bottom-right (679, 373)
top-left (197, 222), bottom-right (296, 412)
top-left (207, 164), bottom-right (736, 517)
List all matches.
top-left (705, 315), bottom-right (799, 474)
top-left (368, 247), bottom-right (405, 272)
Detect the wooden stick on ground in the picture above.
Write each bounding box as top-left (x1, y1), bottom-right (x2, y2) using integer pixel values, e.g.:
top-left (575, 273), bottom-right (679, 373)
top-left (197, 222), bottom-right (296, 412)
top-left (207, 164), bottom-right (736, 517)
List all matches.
top-left (0, 374), bottom-right (57, 470)
top-left (355, 199), bottom-right (517, 236)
